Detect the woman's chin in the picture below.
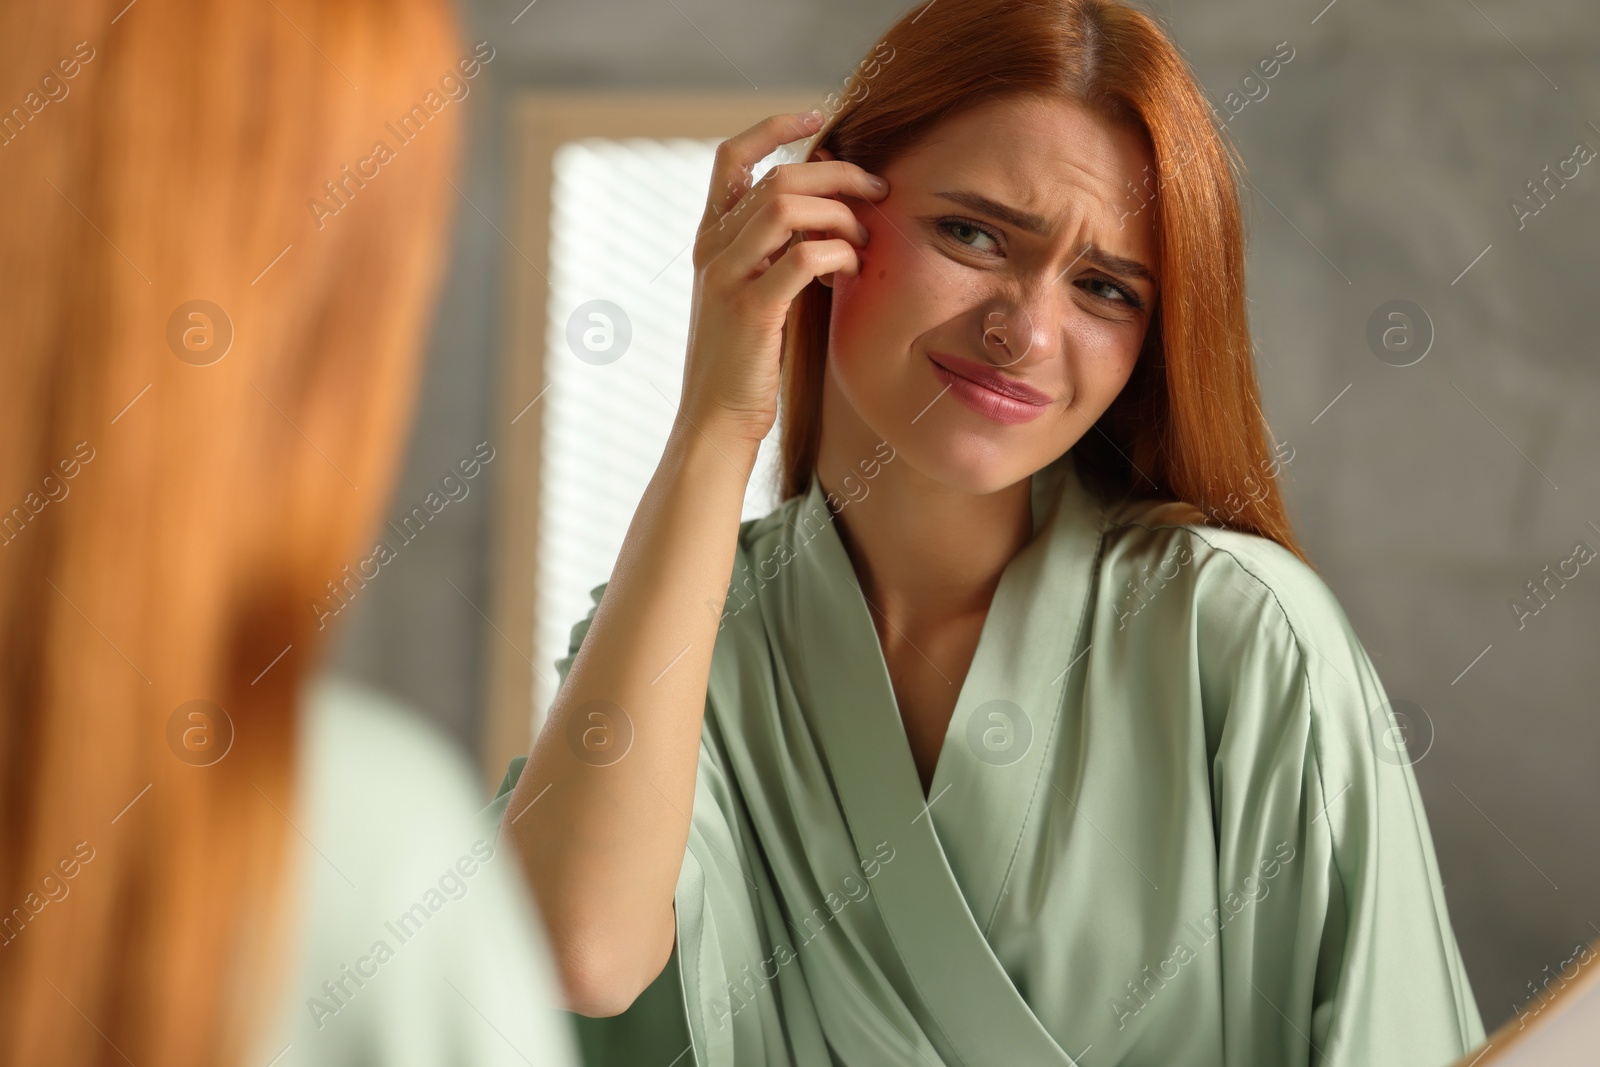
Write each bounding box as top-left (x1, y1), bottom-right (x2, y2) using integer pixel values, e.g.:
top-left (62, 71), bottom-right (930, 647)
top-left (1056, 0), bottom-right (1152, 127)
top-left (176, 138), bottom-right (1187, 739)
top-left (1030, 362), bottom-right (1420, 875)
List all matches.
top-left (896, 427), bottom-right (1039, 499)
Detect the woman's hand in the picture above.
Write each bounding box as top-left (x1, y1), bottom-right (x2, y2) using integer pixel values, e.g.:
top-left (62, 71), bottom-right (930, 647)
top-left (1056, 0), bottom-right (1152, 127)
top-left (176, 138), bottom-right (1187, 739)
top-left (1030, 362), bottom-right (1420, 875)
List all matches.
top-left (678, 110), bottom-right (890, 454)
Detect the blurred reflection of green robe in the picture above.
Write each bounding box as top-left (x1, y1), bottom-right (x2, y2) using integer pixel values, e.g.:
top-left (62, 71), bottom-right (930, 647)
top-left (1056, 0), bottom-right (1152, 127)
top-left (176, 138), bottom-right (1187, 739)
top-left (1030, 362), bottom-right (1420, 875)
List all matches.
top-left (486, 451), bottom-right (1486, 1067)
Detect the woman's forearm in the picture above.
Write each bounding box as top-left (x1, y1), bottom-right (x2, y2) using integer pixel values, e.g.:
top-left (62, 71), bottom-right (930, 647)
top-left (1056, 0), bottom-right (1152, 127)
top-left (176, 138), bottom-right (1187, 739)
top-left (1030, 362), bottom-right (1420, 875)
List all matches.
top-left (503, 417), bottom-right (757, 1017)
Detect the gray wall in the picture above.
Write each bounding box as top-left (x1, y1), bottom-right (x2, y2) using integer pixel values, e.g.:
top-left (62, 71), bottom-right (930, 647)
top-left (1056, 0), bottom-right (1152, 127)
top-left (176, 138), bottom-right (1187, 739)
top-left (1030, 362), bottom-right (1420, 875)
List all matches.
top-left (327, 0), bottom-right (1600, 1035)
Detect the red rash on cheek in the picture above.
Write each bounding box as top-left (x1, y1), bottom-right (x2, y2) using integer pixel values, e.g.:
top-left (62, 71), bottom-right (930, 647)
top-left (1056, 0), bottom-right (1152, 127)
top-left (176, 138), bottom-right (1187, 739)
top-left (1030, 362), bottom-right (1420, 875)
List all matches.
top-left (849, 211), bottom-right (921, 300)
top-left (832, 217), bottom-right (907, 341)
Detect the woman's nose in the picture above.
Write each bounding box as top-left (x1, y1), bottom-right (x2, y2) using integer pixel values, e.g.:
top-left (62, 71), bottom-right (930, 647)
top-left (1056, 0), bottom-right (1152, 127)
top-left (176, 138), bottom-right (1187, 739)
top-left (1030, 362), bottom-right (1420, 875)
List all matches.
top-left (979, 291), bottom-right (1057, 369)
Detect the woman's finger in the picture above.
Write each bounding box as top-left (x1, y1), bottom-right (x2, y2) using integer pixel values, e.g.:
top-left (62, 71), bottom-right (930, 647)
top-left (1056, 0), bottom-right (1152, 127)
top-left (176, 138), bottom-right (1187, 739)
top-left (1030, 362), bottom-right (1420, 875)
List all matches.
top-left (697, 110), bottom-right (822, 235)
top-left (703, 160), bottom-right (889, 277)
top-left (748, 236), bottom-right (860, 308)
top-left (717, 193), bottom-right (871, 280)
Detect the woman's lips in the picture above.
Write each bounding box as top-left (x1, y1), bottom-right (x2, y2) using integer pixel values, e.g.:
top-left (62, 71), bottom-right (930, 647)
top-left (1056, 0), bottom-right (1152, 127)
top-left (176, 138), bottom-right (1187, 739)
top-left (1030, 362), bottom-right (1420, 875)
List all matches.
top-left (926, 351), bottom-right (1051, 425)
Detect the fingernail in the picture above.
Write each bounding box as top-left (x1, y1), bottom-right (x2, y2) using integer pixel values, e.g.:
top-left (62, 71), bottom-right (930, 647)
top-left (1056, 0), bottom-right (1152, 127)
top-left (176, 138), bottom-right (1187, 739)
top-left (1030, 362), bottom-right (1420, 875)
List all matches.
top-left (868, 174), bottom-right (888, 192)
top-left (803, 109), bottom-right (824, 125)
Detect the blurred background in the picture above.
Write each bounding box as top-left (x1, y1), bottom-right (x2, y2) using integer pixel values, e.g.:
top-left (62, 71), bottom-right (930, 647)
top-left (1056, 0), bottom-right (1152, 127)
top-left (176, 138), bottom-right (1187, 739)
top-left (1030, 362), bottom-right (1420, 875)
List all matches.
top-left (328, 0), bottom-right (1599, 1036)
top-left (4, 0), bottom-right (1591, 1056)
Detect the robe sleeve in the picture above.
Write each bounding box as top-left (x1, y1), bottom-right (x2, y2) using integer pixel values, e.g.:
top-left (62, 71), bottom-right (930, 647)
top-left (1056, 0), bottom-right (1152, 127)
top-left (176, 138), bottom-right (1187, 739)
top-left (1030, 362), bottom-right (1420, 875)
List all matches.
top-left (483, 581), bottom-right (795, 1067)
top-left (1194, 538), bottom-right (1486, 1067)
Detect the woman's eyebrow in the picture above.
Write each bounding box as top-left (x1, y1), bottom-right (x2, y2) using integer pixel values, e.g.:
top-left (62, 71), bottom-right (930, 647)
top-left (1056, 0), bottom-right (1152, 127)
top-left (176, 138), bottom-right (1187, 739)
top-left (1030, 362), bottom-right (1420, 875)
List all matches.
top-left (933, 189), bottom-right (1157, 285)
top-left (936, 189), bottom-right (1052, 235)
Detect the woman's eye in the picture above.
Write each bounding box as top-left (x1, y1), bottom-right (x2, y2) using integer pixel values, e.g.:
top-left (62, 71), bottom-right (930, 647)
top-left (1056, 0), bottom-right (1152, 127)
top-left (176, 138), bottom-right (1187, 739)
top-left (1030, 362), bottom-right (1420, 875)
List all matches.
top-left (1082, 276), bottom-right (1144, 310)
top-left (938, 218), bottom-right (1000, 254)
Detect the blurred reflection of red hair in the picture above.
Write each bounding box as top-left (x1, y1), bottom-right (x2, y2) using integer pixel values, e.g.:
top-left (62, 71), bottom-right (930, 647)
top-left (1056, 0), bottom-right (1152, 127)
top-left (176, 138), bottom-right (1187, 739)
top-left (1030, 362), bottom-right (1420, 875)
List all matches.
top-left (0, 1), bottom-right (464, 1063)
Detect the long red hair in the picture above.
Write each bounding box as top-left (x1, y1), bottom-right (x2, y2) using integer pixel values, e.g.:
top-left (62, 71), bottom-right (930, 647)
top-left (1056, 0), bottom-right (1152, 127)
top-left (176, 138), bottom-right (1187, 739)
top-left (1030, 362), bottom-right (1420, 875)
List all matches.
top-left (0, 1), bottom-right (464, 1064)
top-left (782, 0), bottom-right (1307, 564)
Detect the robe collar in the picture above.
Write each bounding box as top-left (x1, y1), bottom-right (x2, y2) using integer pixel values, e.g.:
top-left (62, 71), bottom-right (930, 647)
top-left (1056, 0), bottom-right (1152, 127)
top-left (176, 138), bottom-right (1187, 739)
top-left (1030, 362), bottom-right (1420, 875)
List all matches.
top-left (779, 449), bottom-right (1107, 1065)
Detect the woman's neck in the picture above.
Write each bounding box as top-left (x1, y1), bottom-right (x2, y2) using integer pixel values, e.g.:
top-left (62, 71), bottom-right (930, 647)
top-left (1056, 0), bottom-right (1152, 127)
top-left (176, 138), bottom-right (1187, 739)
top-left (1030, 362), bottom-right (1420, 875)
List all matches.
top-left (813, 368), bottom-right (1034, 631)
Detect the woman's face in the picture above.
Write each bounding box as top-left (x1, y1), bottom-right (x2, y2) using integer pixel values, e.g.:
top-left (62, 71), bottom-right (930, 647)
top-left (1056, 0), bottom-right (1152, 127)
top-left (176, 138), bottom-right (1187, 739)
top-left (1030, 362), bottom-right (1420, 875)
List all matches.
top-left (822, 92), bottom-right (1161, 496)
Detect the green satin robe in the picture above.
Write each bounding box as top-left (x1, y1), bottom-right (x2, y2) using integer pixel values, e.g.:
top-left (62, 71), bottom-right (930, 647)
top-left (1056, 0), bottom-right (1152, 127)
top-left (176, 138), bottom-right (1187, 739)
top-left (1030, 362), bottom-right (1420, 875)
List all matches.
top-left (487, 452), bottom-right (1486, 1067)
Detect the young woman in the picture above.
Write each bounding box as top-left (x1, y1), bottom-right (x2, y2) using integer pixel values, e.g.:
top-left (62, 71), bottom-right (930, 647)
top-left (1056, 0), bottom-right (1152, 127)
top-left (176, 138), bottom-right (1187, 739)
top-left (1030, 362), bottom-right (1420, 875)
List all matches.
top-left (496, 1), bottom-right (1487, 1063)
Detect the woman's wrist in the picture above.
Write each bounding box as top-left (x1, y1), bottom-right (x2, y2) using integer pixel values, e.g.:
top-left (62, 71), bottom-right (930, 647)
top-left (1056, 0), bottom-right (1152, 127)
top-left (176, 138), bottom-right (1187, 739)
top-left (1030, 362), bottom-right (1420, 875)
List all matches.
top-left (666, 413), bottom-right (762, 484)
